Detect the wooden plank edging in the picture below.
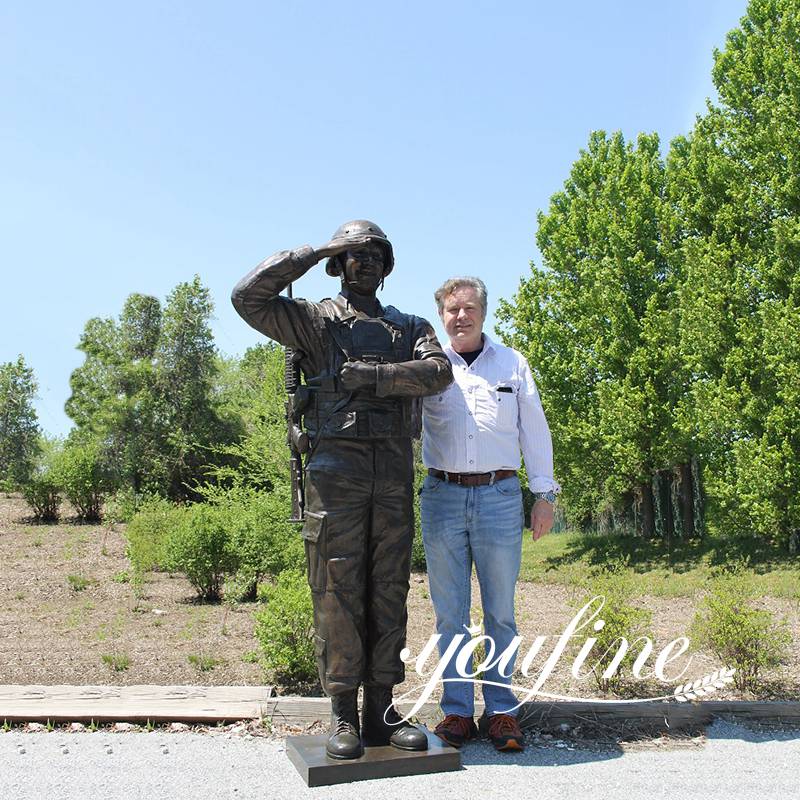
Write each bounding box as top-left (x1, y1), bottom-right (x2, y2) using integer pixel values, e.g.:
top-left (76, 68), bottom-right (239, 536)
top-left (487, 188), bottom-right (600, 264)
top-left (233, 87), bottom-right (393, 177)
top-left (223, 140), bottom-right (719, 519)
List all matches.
top-left (1, 686), bottom-right (799, 728)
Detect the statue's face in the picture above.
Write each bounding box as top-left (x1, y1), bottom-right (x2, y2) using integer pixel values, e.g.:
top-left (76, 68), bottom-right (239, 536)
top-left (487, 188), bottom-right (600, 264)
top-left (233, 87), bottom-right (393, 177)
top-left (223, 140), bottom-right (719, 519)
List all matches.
top-left (342, 242), bottom-right (386, 294)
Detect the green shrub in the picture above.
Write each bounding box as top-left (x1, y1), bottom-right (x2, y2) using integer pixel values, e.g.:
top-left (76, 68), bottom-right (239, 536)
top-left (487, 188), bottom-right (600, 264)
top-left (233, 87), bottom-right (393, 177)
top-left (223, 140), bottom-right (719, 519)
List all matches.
top-left (162, 503), bottom-right (239, 601)
top-left (196, 485), bottom-right (304, 601)
top-left (412, 442), bottom-right (427, 572)
top-left (254, 569), bottom-right (319, 693)
top-left (574, 568), bottom-right (653, 693)
top-left (411, 521), bottom-right (427, 572)
top-left (225, 488), bottom-right (304, 600)
top-left (104, 487), bottom-right (159, 524)
top-left (54, 441), bottom-right (111, 521)
top-left (125, 496), bottom-right (182, 573)
top-left (22, 469), bottom-right (62, 521)
top-left (690, 575), bottom-right (791, 692)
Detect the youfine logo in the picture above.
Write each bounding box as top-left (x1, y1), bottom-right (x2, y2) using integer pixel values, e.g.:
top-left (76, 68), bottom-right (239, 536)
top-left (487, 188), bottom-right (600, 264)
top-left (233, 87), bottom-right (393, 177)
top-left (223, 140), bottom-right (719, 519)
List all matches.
top-left (394, 596), bottom-right (736, 721)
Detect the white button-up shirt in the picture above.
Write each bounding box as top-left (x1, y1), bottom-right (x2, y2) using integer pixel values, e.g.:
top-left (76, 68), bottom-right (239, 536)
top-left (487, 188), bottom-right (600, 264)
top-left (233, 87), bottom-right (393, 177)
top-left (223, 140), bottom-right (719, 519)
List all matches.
top-left (422, 334), bottom-right (560, 493)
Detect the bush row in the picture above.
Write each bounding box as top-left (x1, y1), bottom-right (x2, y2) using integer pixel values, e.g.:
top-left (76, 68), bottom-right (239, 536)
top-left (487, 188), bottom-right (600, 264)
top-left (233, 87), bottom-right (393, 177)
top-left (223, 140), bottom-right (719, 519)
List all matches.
top-left (125, 486), bottom-right (304, 602)
top-left (22, 441), bottom-right (110, 522)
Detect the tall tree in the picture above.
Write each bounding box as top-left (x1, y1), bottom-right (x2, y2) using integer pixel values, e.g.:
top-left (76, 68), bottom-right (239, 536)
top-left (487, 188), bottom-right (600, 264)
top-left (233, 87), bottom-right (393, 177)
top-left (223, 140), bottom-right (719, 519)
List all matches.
top-left (499, 131), bottom-right (691, 536)
top-left (0, 356), bottom-right (41, 490)
top-left (66, 277), bottom-right (234, 498)
top-left (211, 342), bottom-right (287, 492)
top-left (668, 0), bottom-right (800, 546)
top-left (155, 276), bottom-right (227, 497)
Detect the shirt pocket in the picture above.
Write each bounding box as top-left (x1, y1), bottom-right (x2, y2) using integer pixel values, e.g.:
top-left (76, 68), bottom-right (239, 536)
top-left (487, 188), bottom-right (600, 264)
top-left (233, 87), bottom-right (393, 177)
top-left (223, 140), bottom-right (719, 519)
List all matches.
top-left (489, 385), bottom-right (519, 430)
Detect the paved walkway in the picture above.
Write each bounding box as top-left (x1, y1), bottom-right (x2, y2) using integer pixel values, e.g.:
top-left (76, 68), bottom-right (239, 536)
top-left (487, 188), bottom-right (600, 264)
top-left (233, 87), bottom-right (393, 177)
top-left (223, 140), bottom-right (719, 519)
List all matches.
top-left (2, 720), bottom-right (798, 799)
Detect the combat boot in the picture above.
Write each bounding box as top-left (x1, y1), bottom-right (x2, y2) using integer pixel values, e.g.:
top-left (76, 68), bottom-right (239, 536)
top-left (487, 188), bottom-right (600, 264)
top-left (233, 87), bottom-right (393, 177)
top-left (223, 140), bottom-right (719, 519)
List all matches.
top-left (326, 690), bottom-right (363, 760)
top-left (361, 685), bottom-right (428, 751)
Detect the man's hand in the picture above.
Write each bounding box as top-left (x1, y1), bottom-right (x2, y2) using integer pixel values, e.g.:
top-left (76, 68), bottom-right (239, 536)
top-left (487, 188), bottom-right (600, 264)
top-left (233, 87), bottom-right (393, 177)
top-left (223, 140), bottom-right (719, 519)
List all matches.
top-left (339, 360), bottom-right (378, 391)
top-left (530, 500), bottom-right (554, 541)
top-left (314, 234), bottom-right (372, 261)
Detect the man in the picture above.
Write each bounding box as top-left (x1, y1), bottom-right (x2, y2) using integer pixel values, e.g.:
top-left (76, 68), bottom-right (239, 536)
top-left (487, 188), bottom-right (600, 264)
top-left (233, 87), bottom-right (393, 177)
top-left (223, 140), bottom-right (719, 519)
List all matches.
top-left (231, 220), bottom-right (452, 760)
top-left (420, 276), bottom-right (559, 752)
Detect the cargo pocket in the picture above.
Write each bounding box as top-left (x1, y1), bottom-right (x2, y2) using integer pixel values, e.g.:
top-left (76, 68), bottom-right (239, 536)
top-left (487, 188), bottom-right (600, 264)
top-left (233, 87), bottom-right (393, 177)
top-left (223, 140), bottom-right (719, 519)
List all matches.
top-left (302, 510), bottom-right (327, 592)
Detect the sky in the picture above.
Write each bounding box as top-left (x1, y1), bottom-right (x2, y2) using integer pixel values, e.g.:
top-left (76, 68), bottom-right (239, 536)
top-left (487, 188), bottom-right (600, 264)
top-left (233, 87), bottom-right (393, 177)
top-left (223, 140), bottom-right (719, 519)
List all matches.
top-left (1, 0), bottom-right (747, 437)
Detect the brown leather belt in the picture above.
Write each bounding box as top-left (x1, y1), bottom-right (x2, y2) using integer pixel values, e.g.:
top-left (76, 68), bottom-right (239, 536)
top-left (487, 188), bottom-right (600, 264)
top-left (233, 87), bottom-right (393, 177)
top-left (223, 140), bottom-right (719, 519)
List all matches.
top-left (428, 468), bottom-right (517, 487)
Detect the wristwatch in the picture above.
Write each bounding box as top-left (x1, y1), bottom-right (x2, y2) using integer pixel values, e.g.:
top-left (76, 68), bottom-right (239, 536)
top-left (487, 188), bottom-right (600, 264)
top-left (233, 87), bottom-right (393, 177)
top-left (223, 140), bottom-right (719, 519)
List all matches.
top-left (531, 490), bottom-right (557, 505)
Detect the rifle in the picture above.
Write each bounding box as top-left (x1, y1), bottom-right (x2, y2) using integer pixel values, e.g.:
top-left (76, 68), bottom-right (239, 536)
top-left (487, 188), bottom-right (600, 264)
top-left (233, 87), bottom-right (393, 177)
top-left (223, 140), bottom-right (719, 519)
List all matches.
top-left (284, 284), bottom-right (308, 523)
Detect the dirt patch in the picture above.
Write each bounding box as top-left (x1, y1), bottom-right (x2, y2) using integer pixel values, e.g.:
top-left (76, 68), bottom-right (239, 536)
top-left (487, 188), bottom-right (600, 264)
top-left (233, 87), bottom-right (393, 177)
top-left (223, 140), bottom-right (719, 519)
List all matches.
top-left (1, 495), bottom-right (799, 702)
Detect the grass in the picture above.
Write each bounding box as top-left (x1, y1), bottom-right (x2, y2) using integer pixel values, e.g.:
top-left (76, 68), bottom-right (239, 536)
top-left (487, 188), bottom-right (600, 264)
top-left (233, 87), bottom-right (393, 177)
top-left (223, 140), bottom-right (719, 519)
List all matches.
top-left (520, 530), bottom-right (800, 599)
top-left (101, 653), bottom-right (131, 671)
top-left (188, 653), bottom-right (224, 672)
top-left (65, 600), bottom-right (95, 630)
top-left (67, 573), bottom-right (91, 592)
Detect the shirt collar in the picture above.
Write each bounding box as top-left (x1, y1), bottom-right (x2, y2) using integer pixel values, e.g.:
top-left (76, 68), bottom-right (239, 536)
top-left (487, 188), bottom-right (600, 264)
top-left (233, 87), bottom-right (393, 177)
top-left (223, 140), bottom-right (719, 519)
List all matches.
top-left (333, 292), bottom-right (386, 321)
top-left (446, 332), bottom-right (495, 362)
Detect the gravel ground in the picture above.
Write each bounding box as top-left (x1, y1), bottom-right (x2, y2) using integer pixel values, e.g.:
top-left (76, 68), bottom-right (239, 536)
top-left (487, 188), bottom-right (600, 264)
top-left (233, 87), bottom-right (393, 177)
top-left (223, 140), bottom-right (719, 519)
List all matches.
top-left (1, 719), bottom-right (799, 799)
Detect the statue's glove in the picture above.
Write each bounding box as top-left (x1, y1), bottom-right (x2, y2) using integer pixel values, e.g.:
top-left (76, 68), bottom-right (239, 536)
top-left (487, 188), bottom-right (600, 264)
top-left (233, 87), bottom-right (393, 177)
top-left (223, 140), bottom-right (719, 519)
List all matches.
top-left (339, 360), bottom-right (378, 391)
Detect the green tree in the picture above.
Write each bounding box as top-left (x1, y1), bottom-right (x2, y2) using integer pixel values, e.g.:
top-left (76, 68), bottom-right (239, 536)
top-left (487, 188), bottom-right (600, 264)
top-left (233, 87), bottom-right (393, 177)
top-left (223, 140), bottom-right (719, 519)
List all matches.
top-left (65, 278), bottom-right (235, 499)
top-left (209, 342), bottom-right (287, 492)
top-left (156, 276), bottom-right (234, 498)
top-left (0, 356), bottom-right (41, 490)
top-left (668, 0), bottom-right (800, 547)
top-left (499, 131), bottom-right (692, 536)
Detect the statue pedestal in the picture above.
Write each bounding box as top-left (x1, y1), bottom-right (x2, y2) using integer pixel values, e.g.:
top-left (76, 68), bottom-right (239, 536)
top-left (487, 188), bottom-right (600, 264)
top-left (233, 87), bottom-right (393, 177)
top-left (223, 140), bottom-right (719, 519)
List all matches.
top-left (286, 728), bottom-right (461, 787)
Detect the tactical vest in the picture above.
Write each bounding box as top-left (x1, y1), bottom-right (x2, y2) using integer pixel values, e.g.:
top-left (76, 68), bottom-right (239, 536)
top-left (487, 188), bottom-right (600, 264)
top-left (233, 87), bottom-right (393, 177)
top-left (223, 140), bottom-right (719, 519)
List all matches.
top-left (300, 313), bottom-right (422, 441)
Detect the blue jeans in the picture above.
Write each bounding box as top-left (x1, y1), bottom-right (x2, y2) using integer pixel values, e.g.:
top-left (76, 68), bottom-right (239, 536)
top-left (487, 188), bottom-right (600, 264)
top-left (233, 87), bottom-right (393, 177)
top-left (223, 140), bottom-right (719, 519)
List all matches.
top-left (420, 473), bottom-right (525, 718)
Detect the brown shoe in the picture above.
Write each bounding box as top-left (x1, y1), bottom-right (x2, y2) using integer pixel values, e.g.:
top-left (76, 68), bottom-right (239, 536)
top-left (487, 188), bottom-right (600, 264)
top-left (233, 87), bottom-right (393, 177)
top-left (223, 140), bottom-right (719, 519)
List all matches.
top-left (434, 714), bottom-right (478, 748)
top-left (485, 713), bottom-right (525, 752)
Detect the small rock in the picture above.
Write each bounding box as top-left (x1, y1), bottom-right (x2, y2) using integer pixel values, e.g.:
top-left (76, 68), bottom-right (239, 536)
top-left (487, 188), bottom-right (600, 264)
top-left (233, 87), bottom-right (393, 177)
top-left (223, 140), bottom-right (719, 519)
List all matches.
top-left (28, 723), bottom-right (45, 732)
top-left (152, 609), bottom-right (167, 616)
top-left (541, 733), bottom-right (552, 739)
top-left (558, 723), bottom-right (571, 733)
top-left (18, 748), bottom-right (26, 754)
top-left (62, 747), bottom-right (69, 754)
top-left (69, 723), bottom-right (85, 732)
top-left (106, 747), bottom-right (113, 754)
top-left (113, 723), bottom-right (135, 732)
top-left (169, 723), bottom-right (189, 732)
top-left (162, 747), bottom-right (169, 754)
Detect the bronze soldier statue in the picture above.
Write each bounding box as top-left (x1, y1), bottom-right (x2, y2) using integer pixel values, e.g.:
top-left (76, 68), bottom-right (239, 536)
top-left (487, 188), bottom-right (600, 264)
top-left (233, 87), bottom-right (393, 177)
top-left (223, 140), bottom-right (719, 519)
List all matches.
top-left (231, 220), bottom-right (453, 759)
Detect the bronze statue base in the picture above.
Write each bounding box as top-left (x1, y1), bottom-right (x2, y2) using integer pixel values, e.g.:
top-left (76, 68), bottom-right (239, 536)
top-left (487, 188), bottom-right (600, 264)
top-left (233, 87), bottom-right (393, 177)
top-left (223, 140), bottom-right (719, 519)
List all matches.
top-left (285, 728), bottom-right (461, 787)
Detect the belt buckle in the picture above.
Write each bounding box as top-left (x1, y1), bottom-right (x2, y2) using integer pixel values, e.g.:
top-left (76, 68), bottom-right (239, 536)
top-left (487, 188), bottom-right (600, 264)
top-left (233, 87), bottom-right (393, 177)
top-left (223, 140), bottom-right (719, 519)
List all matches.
top-left (488, 471), bottom-right (496, 486)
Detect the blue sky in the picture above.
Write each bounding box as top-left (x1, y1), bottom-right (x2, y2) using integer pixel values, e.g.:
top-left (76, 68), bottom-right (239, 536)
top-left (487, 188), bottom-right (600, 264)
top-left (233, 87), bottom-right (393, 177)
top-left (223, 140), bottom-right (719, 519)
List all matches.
top-left (1, 0), bottom-right (745, 437)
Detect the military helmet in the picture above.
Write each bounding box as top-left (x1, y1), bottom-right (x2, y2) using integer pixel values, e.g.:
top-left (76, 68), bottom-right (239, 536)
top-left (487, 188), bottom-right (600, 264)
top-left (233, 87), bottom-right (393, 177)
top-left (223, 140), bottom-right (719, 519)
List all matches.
top-left (325, 219), bottom-right (395, 278)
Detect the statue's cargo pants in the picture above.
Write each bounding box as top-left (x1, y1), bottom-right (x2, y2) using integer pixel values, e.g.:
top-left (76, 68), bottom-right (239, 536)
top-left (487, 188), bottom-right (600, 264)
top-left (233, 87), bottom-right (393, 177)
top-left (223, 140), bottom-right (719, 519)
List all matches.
top-left (301, 437), bottom-right (415, 696)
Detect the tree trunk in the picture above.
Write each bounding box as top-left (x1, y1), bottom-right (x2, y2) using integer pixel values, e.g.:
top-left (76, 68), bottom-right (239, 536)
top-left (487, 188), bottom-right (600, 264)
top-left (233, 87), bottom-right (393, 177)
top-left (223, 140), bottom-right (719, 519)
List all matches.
top-left (691, 457), bottom-right (705, 538)
top-left (635, 482), bottom-right (655, 539)
top-left (653, 471), bottom-right (674, 541)
top-left (676, 461), bottom-right (695, 538)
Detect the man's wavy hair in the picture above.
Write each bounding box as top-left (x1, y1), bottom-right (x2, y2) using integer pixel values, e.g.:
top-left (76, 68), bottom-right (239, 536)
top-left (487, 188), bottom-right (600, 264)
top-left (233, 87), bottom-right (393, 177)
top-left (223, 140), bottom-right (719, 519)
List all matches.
top-left (434, 277), bottom-right (488, 318)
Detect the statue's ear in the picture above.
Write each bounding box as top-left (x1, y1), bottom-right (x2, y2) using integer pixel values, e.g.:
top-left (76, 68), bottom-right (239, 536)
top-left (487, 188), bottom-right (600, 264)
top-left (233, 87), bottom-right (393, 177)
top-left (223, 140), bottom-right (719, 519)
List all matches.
top-left (325, 254), bottom-right (344, 277)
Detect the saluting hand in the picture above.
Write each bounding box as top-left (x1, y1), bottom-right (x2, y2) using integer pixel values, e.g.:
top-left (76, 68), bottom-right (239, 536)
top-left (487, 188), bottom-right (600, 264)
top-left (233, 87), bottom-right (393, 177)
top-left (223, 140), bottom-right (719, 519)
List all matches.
top-left (314, 234), bottom-right (372, 261)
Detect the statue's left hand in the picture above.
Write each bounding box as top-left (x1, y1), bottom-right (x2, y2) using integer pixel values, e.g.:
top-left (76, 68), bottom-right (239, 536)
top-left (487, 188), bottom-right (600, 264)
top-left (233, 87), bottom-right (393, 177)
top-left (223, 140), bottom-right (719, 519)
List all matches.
top-left (339, 361), bottom-right (378, 391)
